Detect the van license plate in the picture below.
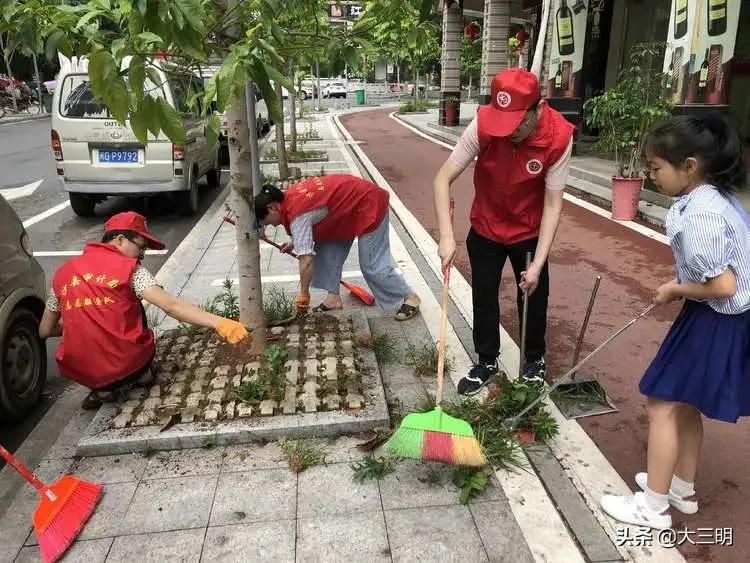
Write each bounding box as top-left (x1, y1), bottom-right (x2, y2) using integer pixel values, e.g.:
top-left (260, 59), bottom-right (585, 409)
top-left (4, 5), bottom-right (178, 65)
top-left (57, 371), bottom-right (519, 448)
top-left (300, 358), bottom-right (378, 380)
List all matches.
top-left (98, 149), bottom-right (139, 164)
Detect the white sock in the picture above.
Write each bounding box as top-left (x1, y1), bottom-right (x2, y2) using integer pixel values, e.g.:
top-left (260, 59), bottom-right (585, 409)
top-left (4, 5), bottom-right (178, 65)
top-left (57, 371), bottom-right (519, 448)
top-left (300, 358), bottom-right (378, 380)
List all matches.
top-left (644, 486), bottom-right (669, 513)
top-left (670, 475), bottom-right (695, 497)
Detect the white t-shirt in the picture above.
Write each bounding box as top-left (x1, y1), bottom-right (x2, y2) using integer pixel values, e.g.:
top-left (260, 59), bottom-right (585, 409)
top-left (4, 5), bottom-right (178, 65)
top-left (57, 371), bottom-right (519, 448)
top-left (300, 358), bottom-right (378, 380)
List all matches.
top-left (448, 116), bottom-right (573, 190)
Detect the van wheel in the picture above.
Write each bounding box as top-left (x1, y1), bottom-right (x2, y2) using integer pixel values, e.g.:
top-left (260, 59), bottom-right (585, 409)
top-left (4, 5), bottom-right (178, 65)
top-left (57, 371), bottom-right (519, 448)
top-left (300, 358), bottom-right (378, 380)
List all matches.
top-left (0, 308), bottom-right (47, 421)
top-left (69, 193), bottom-right (96, 216)
top-left (177, 172), bottom-right (199, 216)
top-left (206, 167), bottom-right (221, 189)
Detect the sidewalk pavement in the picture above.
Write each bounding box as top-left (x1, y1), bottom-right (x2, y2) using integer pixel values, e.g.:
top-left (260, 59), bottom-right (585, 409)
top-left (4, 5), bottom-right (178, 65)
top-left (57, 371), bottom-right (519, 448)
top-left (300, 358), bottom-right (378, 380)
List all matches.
top-left (0, 108), bottom-right (681, 563)
top-left (397, 104), bottom-right (750, 227)
top-left (0, 111), bottom-right (50, 125)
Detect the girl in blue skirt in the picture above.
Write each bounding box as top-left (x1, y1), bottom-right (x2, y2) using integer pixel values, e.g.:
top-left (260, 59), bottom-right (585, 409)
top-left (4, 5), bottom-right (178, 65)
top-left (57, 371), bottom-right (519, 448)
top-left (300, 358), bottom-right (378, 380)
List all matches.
top-left (601, 115), bottom-right (750, 530)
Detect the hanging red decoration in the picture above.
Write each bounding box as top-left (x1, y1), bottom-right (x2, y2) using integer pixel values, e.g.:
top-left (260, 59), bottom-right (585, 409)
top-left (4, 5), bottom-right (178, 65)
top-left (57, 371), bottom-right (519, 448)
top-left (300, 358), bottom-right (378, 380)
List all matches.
top-left (464, 21), bottom-right (481, 42)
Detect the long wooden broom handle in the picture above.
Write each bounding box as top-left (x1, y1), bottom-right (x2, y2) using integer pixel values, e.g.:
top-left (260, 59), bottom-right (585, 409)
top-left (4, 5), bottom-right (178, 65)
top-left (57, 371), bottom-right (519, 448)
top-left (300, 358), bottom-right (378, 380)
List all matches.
top-left (0, 445), bottom-right (46, 492)
top-left (435, 200), bottom-right (455, 406)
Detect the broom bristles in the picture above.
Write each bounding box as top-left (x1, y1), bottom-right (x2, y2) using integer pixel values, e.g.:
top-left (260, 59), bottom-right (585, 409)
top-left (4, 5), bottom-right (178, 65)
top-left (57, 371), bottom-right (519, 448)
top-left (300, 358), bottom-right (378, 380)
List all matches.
top-left (451, 435), bottom-right (487, 467)
top-left (422, 431), bottom-right (455, 464)
top-left (384, 426), bottom-right (424, 460)
top-left (37, 480), bottom-right (103, 563)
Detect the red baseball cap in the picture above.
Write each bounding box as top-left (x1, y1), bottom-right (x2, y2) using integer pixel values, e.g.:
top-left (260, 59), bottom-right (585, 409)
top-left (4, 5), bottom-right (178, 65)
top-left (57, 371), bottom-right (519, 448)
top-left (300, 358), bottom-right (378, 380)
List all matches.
top-left (478, 68), bottom-right (541, 137)
top-left (104, 211), bottom-right (165, 250)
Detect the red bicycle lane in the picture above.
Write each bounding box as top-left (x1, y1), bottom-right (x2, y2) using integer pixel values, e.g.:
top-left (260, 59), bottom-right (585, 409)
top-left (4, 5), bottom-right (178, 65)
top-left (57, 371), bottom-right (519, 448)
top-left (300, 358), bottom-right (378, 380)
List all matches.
top-left (341, 109), bottom-right (749, 563)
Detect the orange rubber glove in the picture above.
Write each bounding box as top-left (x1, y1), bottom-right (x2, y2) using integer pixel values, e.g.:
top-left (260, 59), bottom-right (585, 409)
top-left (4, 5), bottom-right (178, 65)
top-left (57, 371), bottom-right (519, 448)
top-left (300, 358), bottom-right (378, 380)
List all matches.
top-left (216, 318), bottom-right (250, 344)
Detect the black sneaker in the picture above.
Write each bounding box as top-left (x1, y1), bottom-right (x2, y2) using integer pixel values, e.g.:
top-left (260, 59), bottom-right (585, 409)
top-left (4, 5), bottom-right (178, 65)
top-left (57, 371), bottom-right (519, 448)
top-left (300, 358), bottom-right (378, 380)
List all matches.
top-left (457, 361), bottom-right (499, 396)
top-left (522, 357), bottom-right (546, 385)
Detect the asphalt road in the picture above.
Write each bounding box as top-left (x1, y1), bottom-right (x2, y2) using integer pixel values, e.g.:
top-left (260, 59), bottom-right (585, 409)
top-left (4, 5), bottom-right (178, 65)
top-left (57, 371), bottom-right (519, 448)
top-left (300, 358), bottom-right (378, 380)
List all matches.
top-left (0, 116), bottom-right (229, 459)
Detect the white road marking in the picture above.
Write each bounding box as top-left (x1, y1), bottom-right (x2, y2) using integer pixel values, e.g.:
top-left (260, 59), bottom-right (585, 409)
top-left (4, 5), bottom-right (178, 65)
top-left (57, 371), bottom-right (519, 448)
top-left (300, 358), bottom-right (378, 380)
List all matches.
top-left (388, 111), bottom-right (671, 246)
top-left (22, 200), bottom-right (71, 229)
top-left (0, 179), bottom-right (43, 201)
top-left (33, 249), bottom-right (169, 257)
top-left (213, 270), bottom-right (363, 286)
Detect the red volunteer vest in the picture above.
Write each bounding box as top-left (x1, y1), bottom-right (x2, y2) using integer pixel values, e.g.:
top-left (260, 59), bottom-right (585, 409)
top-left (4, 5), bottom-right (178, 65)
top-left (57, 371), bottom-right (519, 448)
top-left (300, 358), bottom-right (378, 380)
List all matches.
top-left (52, 243), bottom-right (154, 389)
top-left (280, 174), bottom-right (389, 241)
top-left (473, 104), bottom-right (574, 244)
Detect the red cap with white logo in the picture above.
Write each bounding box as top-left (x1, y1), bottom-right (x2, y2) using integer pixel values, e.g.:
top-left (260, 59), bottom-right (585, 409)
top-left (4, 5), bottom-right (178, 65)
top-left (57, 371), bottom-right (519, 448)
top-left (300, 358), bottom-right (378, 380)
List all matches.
top-left (478, 68), bottom-right (541, 138)
top-left (104, 211), bottom-right (165, 250)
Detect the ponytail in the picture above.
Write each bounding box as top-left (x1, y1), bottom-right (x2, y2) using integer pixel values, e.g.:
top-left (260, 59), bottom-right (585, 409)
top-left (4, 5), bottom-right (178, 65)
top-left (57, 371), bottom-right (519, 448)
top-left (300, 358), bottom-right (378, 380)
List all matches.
top-left (254, 184), bottom-right (284, 220)
top-left (645, 114), bottom-right (747, 195)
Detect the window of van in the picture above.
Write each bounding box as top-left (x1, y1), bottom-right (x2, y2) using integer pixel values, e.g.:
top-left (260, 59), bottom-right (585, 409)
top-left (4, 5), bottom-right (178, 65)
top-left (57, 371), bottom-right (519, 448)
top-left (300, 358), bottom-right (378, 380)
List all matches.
top-left (59, 73), bottom-right (166, 119)
top-left (168, 75), bottom-right (204, 114)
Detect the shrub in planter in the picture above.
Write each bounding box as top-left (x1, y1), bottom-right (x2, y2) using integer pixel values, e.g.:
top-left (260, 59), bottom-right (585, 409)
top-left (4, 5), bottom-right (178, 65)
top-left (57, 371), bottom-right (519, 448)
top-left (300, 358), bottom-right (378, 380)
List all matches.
top-left (584, 43), bottom-right (672, 220)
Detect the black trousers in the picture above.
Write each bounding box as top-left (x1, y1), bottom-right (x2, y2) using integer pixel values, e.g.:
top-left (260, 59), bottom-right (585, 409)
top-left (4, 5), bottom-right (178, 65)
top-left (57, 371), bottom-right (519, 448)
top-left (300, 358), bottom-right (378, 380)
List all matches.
top-left (466, 228), bottom-right (549, 364)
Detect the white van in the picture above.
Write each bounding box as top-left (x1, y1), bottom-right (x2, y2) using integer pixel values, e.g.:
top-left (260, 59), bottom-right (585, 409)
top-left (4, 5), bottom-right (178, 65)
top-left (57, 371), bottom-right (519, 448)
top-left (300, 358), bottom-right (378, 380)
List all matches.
top-left (51, 56), bottom-right (220, 216)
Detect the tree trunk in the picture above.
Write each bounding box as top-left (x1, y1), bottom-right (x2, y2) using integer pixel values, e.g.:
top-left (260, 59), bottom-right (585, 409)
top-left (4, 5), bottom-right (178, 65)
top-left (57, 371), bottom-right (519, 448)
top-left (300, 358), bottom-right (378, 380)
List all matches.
top-left (0, 34), bottom-right (18, 112)
top-left (32, 53), bottom-right (42, 114)
top-left (226, 86), bottom-right (265, 352)
top-left (467, 74), bottom-right (472, 102)
top-left (531, 0), bottom-right (551, 78)
top-left (288, 65), bottom-right (298, 154)
top-left (315, 60), bottom-right (321, 111)
top-left (274, 82), bottom-right (289, 180)
top-left (415, 66), bottom-right (419, 104)
top-left (396, 59), bottom-right (400, 87)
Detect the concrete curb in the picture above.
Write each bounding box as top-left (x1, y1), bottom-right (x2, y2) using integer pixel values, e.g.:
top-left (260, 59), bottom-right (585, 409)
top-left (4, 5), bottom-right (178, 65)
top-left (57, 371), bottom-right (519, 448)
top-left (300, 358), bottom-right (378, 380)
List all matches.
top-left (0, 113), bottom-right (50, 126)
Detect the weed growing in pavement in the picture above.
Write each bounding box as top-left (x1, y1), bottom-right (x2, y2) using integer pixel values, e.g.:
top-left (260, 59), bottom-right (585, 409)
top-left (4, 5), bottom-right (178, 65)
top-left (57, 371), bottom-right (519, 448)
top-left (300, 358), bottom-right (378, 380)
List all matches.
top-left (262, 344), bottom-right (288, 402)
top-left (351, 455), bottom-right (395, 482)
top-left (387, 397), bottom-right (405, 424)
top-left (415, 391), bottom-right (436, 413)
top-left (406, 341), bottom-right (453, 377)
top-left (452, 467), bottom-right (489, 505)
top-left (263, 285), bottom-right (296, 326)
top-left (398, 99), bottom-right (436, 113)
top-left (369, 332), bottom-right (399, 363)
top-left (178, 295), bottom-right (224, 332)
top-left (264, 146), bottom-right (326, 161)
top-left (235, 379), bottom-right (268, 405)
top-left (278, 438), bottom-right (326, 473)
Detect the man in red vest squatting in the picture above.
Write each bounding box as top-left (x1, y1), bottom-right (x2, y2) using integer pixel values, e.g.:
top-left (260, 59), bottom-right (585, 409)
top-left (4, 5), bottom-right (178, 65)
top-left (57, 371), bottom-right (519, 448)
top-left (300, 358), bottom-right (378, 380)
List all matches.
top-left (254, 174), bottom-right (421, 320)
top-left (39, 212), bottom-right (250, 409)
top-left (433, 68), bottom-right (574, 394)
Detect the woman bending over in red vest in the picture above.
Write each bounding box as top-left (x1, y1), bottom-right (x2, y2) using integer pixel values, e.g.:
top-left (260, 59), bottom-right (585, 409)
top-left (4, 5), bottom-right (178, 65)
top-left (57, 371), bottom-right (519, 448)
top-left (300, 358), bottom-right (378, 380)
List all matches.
top-left (39, 211), bottom-right (249, 409)
top-left (255, 174), bottom-right (421, 320)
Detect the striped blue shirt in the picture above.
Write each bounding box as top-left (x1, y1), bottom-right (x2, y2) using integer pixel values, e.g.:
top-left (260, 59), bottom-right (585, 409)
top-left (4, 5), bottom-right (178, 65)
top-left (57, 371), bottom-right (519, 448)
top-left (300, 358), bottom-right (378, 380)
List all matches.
top-left (666, 184), bottom-right (750, 314)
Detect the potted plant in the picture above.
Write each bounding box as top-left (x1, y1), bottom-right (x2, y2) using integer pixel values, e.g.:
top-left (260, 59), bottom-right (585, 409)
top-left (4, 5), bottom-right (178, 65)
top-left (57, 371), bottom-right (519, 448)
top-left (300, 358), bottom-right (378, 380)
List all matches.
top-left (443, 95), bottom-right (460, 126)
top-left (583, 43), bottom-right (673, 221)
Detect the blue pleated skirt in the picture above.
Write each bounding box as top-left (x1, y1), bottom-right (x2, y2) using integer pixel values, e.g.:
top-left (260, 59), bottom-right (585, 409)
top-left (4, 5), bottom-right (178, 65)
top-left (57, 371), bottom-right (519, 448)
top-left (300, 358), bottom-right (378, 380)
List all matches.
top-left (639, 300), bottom-right (750, 423)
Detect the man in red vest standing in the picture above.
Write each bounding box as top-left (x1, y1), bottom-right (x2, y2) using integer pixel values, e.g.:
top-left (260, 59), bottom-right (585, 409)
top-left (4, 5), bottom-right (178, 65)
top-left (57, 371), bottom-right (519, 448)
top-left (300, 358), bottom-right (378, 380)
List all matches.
top-left (255, 174), bottom-right (421, 320)
top-left (39, 212), bottom-right (250, 408)
top-left (433, 68), bottom-right (574, 394)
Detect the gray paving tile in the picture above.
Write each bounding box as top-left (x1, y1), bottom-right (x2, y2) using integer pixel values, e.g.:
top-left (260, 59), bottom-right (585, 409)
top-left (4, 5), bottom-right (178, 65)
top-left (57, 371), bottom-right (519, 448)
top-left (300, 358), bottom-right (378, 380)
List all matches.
top-left (470, 501), bottom-right (535, 563)
top-left (297, 462), bottom-right (380, 518)
top-left (76, 482), bottom-right (138, 541)
top-left (14, 538), bottom-right (113, 563)
top-left (296, 511), bottom-right (390, 563)
top-left (106, 528), bottom-right (205, 562)
top-left (221, 443), bottom-right (287, 473)
top-left (319, 435), bottom-right (372, 464)
top-left (120, 475), bottom-right (217, 535)
top-left (378, 460), bottom-right (460, 510)
top-left (72, 453), bottom-right (148, 484)
top-left (201, 521), bottom-right (295, 562)
top-left (209, 469), bottom-right (296, 526)
top-left (385, 505), bottom-right (488, 562)
top-left (142, 447), bottom-right (224, 480)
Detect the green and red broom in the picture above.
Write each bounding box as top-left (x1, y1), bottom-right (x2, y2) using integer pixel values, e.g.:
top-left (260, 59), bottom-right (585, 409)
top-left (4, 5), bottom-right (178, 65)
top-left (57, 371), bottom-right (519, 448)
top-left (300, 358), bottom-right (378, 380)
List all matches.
top-left (0, 445), bottom-right (103, 562)
top-left (385, 202), bottom-right (486, 467)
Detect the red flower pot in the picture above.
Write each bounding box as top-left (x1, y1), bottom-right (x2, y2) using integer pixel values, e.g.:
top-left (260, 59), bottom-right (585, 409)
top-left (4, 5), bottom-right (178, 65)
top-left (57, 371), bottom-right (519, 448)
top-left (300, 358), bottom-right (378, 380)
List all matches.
top-left (444, 102), bottom-right (458, 126)
top-left (611, 176), bottom-right (644, 221)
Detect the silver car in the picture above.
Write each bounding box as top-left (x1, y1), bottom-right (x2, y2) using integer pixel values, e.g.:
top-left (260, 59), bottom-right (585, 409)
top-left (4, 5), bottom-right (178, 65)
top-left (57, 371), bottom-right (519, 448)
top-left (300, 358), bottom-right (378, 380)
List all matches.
top-left (0, 196), bottom-right (47, 420)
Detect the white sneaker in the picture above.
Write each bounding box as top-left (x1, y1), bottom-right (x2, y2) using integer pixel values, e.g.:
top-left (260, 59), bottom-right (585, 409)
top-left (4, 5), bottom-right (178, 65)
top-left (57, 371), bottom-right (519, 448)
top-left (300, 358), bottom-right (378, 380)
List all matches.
top-left (635, 472), bottom-right (699, 514)
top-left (600, 492), bottom-right (672, 530)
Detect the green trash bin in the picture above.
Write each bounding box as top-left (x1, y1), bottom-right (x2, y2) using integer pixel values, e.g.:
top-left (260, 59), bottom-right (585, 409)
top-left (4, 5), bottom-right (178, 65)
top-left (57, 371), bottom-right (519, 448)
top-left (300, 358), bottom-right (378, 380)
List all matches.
top-left (355, 89), bottom-right (365, 105)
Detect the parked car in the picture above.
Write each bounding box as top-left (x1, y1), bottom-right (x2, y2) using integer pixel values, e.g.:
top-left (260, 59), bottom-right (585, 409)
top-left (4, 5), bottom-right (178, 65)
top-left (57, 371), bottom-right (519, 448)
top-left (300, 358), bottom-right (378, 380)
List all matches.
top-left (323, 82), bottom-right (347, 98)
top-left (298, 82), bottom-right (318, 100)
top-left (52, 56), bottom-right (220, 216)
top-left (0, 196), bottom-right (47, 421)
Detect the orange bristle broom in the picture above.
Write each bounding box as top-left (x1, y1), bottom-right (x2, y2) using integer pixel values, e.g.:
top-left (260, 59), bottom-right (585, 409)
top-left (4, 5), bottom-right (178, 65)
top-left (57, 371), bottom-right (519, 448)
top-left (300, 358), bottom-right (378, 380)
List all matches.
top-left (385, 201), bottom-right (485, 467)
top-left (0, 445), bottom-right (103, 563)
